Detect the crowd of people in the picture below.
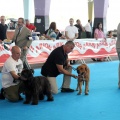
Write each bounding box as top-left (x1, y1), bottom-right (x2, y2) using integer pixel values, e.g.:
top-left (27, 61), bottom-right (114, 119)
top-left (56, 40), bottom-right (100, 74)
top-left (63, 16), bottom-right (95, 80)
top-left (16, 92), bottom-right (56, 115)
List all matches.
top-left (0, 15), bottom-right (118, 103)
top-left (42, 18), bottom-right (92, 40)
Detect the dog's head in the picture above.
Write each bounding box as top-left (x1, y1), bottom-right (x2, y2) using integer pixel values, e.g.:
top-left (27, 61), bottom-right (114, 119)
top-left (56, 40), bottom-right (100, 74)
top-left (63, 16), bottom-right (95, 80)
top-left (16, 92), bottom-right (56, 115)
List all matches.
top-left (21, 69), bottom-right (34, 80)
top-left (77, 64), bottom-right (88, 77)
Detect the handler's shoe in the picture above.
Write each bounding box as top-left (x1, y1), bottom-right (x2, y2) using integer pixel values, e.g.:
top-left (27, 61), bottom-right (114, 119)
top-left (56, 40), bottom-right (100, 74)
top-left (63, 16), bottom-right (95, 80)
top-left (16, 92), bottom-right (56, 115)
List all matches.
top-left (61, 88), bottom-right (74, 92)
top-left (0, 88), bottom-right (5, 100)
top-left (19, 95), bottom-right (23, 100)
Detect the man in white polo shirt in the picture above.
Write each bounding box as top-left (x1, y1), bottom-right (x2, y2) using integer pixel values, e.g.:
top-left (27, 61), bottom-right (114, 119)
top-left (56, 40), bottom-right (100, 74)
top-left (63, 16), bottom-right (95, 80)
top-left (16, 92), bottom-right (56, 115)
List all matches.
top-left (65, 18), bottom-right (78, 40)
top-left (65, 18), bottom-right (78, 64)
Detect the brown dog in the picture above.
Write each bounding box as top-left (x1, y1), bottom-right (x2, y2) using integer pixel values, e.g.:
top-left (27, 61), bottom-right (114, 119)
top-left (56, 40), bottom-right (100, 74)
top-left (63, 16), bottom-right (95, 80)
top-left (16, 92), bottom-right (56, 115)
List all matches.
top-left (76, 64), bottom-right (90, 95)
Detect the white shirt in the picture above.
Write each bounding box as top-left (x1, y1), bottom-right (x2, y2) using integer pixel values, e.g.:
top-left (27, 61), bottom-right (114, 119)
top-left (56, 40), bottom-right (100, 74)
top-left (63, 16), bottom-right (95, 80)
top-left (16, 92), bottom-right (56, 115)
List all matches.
top-left (85, 22), bottom-right (91, 32)
top-left (65, 25), bottom-right (78, 39)
top-left (1, 57), bottom-right (23, 88)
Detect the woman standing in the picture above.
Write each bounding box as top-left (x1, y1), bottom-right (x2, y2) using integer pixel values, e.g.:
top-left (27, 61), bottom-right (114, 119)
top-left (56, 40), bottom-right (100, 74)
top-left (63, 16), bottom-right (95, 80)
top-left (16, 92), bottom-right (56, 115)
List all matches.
top-left (92, 22), bottom-right (106, 61)
top-left (94, 22), bottom-right (105, 40)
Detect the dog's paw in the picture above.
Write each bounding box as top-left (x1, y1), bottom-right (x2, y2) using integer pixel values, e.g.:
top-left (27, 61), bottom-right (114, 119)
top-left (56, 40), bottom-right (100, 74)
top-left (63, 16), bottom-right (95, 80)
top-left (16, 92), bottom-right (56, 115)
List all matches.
top-left (23, 101), bottom-right (30, 104)
top-left (47, 97), bottom-right (54, 101)
top-left (31, 102), bottom-right (38, 105)
top-left (85, 93), bottom-right (89, 95)
top-left (39, 96), bottom-right (44, 100)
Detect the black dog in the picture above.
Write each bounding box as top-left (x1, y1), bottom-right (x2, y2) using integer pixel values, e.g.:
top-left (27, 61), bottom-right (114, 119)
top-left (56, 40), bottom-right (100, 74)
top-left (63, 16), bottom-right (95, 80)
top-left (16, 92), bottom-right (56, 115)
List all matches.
top-left (20, 69), bottom-right (54, 105)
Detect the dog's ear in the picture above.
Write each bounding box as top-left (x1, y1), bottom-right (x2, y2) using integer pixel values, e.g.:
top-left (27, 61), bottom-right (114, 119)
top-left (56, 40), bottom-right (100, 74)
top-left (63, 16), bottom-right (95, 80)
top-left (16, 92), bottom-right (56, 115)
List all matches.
top-left (85, 67), bottom-right (87, 71)
top-left (85, 66), bottom-right (88, 72)
top-left (30, 69), bottom-right (34, 74)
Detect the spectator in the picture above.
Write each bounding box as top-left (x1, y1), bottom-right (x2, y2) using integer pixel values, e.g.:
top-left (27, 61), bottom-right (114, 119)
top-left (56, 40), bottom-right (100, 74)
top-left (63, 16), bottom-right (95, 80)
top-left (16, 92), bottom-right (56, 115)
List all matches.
top-left (85, 19), bottom-right (92, 38)
top-left (0, 46), bottom-right (25, 101)
top-left (25, 19), bottom-right (36, 32)
top-left (41, 41), bottom-right (78, 94)
top-left (55, 29), bottom-right (66, 40)
top-left (94, 22), bottom-right (106, 40)
top-left (74, 19), bottom-right (84, 39)
top-left (65, 18), bottom-right (78, 64)
top-left (43, 22), bottom-right (57, 40)
top-left (107, 31), bottom-right (115, 39)
top-left (0, 16), bottom-right (8, 43)
top-left (12, 17), bottom-right (32, 69)
top-left (65, 18), bottom-right (78, 40)
top-left (9, 22), bottom-right (15, 30)
top-left (92, 22), bottom-right (106, 61)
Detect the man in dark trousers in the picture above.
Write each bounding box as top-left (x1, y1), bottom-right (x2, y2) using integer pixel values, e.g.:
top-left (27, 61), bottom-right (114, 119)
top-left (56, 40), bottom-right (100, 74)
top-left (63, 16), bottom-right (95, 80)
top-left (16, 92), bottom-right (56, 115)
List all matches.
top-left (74, 19), bottom-right (84, 39)
top-left (0, 16), bottom-right (8, 43)
top-left (85, 20), bottom-right (92, 38)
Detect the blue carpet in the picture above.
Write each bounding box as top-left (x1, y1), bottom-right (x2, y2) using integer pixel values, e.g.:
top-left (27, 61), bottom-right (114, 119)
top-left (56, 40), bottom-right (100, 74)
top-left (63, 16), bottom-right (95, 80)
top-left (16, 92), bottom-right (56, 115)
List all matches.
top-left (0, 61), bottom-right (120, 120)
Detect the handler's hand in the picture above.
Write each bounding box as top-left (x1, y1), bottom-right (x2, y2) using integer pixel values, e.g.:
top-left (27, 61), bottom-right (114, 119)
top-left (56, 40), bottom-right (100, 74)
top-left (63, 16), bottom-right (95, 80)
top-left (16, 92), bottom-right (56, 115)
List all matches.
top-left (72, 74), bottom-right (78, 79)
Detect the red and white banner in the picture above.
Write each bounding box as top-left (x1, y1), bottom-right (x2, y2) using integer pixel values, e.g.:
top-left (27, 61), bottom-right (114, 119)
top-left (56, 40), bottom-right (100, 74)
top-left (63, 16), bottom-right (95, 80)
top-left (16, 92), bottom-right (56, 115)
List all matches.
top-left (0, 38), bottom-right (117, 67)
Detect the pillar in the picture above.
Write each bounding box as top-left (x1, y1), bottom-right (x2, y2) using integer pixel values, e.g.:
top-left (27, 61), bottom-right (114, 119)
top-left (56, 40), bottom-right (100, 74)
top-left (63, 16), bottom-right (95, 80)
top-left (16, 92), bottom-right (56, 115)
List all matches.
top-left (23, 0), bottom-right (35, 23)
top-left (92, 0), bottom-right (109, 37)
top-left (34, 0), bottom-right (51, 34)
top-left (88, 0), bottom-right (94, 21)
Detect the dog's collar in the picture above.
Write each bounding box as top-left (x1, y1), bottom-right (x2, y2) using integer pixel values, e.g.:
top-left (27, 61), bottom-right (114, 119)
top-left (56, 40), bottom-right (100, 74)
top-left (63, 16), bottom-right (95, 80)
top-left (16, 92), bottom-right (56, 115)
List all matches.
top-left (78, 74), bottom-right (85, 79)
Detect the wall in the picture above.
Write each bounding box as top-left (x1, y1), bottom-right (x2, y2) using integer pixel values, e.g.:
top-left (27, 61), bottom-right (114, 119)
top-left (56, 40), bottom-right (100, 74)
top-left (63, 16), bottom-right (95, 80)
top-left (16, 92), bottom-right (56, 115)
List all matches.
top-left (49, 0), bottom-right (88, 31)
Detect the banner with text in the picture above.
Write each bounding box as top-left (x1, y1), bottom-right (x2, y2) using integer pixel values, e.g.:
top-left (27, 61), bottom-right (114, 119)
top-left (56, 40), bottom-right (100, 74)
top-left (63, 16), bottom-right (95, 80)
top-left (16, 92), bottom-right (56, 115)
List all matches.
top-left (0, 38), bottom-right (117, 67)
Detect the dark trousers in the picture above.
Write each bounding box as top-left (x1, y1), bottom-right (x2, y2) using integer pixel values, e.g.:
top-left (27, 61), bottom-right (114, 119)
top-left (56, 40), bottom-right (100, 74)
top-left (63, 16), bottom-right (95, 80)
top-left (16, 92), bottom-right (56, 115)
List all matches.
top-left (77, 32), bottom-right (82, 39)
top-left (86, 32), bottom-right (91, 38)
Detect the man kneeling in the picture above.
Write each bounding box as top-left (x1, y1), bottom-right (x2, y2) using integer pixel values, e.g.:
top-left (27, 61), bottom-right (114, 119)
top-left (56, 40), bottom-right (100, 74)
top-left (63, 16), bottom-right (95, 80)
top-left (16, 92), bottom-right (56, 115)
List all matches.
top-left (0, 46), bottom-right (25, 102)
top-left (41, 41), bottom-right (78, 94)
